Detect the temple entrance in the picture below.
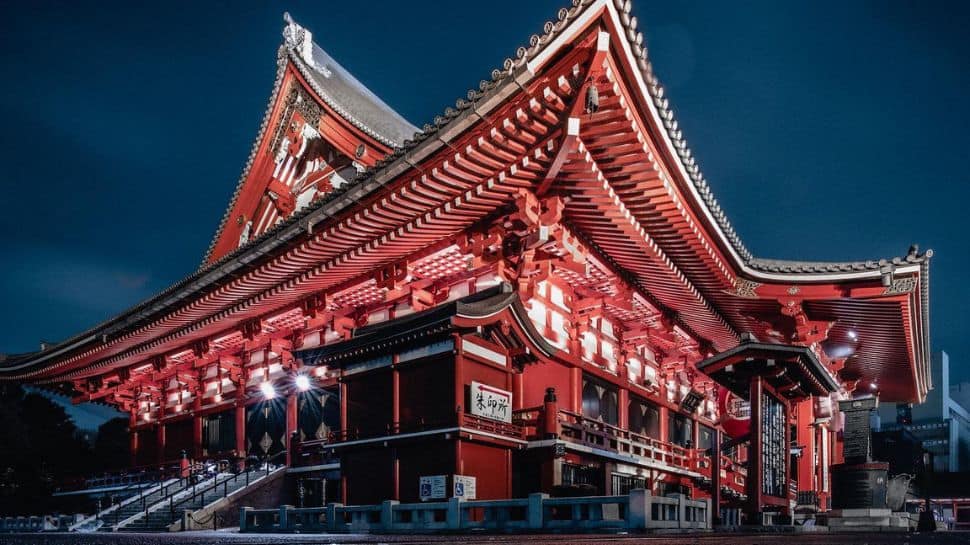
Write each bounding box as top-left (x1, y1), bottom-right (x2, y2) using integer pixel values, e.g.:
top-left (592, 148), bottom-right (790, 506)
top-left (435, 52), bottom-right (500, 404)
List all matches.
top-left (297, 387), bottom-right (339, 442)
top-left (202, 409), bottom-right (236, 457)
top-left (246, 399), bottom-right (286, 460)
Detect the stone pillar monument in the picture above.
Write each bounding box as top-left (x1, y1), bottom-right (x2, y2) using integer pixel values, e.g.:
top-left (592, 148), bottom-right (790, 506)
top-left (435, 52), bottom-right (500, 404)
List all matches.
top-left (827, 395), bottom-right (910, 530)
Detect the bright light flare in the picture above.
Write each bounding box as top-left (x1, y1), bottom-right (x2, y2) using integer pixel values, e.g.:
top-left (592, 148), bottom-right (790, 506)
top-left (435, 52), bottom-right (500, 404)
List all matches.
top-left (295, 374), bottom-right (311, 392)
top-left (260, 381), bottom-right (276, 399)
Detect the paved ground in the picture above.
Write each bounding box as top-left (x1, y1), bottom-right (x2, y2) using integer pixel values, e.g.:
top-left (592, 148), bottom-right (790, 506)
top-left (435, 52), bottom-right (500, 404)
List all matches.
top-left (1, 531), bottom-right (968, 545)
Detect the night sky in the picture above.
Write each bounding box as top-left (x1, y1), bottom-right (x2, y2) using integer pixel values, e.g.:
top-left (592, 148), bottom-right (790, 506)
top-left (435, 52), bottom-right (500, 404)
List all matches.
top-left (1, 0), bottom-right (968, 427)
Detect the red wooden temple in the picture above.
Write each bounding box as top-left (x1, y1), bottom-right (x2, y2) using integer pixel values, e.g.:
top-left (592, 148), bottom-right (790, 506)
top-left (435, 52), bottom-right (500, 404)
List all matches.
top-left (0, 0), bottom-right (931, 524)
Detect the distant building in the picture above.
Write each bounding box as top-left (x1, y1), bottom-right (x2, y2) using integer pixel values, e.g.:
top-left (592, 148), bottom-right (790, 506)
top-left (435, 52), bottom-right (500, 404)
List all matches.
top-left (878, 352), bottom-right (970, 472)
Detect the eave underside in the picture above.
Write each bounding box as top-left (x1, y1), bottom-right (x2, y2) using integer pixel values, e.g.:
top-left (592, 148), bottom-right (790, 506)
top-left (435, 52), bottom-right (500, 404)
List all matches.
top-left (1, 0), bottom-right (930, 405)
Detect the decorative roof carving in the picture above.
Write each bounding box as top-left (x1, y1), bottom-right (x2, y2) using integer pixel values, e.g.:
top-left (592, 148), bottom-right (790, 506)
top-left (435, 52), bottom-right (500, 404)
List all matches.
top-left (725, 279), bottom-right (761, 299)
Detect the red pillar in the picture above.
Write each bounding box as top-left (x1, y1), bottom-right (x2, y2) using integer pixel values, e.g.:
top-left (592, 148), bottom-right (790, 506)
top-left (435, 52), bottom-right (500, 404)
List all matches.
top-left (659, 406), bottom-right (669, 443)
top-left (512, 372), bottom-right (524, 411)
top-left (156, 423), bottom-right (167, 465)
top-left (129, 412), bottom-right (139, 467)
top-left (569, 367), bottom-right (582, 413)
top-left (618, 387), bottom-right (629, 430)
top-left (286, 392), bottom-right (298, 466)
top-left (748, 377), bottom-right (763, 519)
top-left (235, 403), bottom-right (246, 468)
top-left (711, 427), bottom-right (722, 526)
top-left (392, 367), bottom-right (400, 431)
top-left (455, 340), bottom-right (465, 427)
top-left (193, 414), bottom-right (204, 460)
top-left (339, 381), bottom-right (348, 438)
top-left (796, 399), bottom-right (815, 493)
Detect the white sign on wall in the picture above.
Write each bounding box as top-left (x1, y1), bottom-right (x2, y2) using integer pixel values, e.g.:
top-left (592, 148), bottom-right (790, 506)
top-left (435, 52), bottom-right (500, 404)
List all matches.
top-left (470, 381), bottom-right (512, 423)
top-left (453, 474), bottom-right (477, 499)
top-left (419, 475), bottom-right (448, 501)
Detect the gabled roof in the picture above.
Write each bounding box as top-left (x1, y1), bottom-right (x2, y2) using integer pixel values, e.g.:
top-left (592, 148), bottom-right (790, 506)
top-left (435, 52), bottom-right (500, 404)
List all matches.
top-left (201, 13), bottom-right (418, 265)
top-left (284, 13), bottom-right (417, 148)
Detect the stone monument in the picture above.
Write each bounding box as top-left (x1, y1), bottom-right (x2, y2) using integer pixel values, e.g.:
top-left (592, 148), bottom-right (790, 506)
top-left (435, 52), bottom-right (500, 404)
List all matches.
top-left (827, 395), bottom-right (912, 531)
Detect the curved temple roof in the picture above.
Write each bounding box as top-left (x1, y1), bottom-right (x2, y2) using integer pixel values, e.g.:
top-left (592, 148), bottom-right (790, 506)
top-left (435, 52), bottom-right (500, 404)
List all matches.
top-left (0, 0), bottom-right (931, 402)
top-left (282, 13), bottom-right (417, 147)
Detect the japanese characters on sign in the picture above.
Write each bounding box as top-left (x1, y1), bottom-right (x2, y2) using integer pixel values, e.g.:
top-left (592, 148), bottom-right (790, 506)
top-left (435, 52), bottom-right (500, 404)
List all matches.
top-left (470, 381), bottom-right (512, 423)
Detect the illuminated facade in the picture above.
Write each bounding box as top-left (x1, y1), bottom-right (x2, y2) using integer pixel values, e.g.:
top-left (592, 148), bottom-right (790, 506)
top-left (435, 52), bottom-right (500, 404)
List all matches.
top-left (0, 0), bottom-right (931, 522)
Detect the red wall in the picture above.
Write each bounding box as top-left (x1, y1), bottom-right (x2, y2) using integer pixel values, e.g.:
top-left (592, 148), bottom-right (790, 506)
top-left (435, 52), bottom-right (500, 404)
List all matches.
top-left (521, 359), bottom-right (572, 409)
top-left (458, 440), bottom-right (511, 500)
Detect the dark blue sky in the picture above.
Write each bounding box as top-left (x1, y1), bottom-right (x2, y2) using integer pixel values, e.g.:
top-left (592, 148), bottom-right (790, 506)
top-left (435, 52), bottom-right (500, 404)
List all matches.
top-left (1, 0), bottom-right (968, 407)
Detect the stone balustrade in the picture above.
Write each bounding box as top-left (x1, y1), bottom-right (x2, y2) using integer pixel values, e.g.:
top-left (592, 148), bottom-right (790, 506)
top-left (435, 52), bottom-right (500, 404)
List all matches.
top-left (240, 489), bottom-right (710, 533)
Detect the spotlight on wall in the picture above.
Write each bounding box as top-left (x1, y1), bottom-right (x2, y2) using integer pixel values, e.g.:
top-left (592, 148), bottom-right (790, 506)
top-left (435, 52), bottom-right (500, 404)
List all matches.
top-left (295, 374), bottom-right (311, 392)
top-left (260, 381), bottom-right (276, 399)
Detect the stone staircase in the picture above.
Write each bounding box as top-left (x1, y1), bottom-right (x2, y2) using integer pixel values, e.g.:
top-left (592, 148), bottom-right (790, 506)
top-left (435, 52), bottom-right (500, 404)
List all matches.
top-left (93, 479), bottom-right (186, 531)
top-left (116, 468), bottom-right (270, 532)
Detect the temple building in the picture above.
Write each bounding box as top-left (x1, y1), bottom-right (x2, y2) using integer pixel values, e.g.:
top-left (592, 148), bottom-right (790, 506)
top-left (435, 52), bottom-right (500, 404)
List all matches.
top-left (0, 0), bottom-right (932, 525)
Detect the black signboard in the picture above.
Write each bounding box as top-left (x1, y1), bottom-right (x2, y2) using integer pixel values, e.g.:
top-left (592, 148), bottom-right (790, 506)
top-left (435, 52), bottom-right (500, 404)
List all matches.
top-left (838, 396), bottom-right (878, 465)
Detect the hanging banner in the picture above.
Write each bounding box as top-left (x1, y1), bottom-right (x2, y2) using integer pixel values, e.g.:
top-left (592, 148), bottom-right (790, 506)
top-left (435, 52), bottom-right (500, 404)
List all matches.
top-left (470, 381), bottom-right (512, 423)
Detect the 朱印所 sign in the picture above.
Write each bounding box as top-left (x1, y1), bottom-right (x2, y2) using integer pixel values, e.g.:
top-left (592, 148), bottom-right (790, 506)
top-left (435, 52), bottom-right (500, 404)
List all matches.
top-left (470, 381), bottom-right (512, 423)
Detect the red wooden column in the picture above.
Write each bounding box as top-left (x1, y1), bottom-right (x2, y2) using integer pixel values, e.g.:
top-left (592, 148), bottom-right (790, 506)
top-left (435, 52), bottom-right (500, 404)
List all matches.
top-left (392, 364), bottom-right (400, 500)
top-left (617, 387), bottom-right (629, 430)
top-left (659, 406), bottom-right (669, 443)
top-left (392, 366), bottom-right (400, 430)
top-left (339, 381), bottom-right (348, 436)
top-left (795, 398), bottom-right (816, 495)
top-left (285, 392), bottom-right (298, 466)
top-left (129, 412), bottom-right (139, 467)
top-left (512, 372), bottom-right (524, 411)
top-left (783, 399), bottom-right (792, 515)
top-left (235, 403), bottom-right (246, 470)
top-left (569, 367), bottom-right (582, 413)
top-left (193, 414), bottom-right (204, 460)
top-left (710, 427), bottom-right (722, 526)
top-left (454, 335), bottom-right (465, 475)
top-left (748, 376), bottom-right (763, 519)
top-left (156, 423), bottom-right (167, 465)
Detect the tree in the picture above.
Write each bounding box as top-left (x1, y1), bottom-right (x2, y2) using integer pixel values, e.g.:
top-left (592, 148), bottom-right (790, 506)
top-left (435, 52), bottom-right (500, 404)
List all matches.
top-left (0, 384), bottom-right (95, 515)
top-left (94, 417), bottom-right (131, 472)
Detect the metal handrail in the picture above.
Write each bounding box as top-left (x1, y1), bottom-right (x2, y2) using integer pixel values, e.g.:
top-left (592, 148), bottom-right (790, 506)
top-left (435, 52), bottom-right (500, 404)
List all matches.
top-left (158, 451), bottom-right (288, 525)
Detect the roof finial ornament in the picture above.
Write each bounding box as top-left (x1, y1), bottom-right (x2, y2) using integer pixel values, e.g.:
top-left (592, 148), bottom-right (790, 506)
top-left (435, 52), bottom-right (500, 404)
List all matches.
top-left (282, 12), bottom-right (314, 65)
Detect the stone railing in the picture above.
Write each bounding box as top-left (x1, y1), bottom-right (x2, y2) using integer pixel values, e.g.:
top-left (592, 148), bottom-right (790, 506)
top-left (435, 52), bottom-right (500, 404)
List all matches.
top-left (240, 490), bottom-right (710, 533)
top-left (0, 514), bottom-right (81, 533)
